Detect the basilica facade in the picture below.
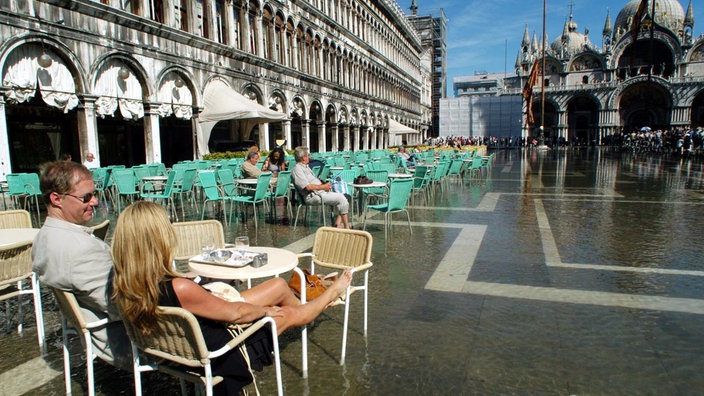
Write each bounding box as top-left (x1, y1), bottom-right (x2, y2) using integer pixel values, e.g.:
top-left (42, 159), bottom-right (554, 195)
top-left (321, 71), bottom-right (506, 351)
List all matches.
top-left (516, 0), bottom-right (703, 144)
top-left (0, 0), bottom-right (431, 175)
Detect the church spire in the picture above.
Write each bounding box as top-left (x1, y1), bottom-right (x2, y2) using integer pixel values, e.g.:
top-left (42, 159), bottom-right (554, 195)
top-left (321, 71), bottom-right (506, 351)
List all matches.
top-left (521, 25), bottom-right (530, 48)
top-left (602, 9), bottom-right (612, 37)
top-left (410, 0), bottom-right (418, 16)
top-left (684, 0), bottom-right (694, 28)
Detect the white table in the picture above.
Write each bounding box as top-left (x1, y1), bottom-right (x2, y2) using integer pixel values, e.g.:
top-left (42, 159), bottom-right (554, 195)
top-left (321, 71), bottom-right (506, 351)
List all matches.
top-left (0, 228), bottom-right (39, 248)
top-left (140, 175), bottom-right (168, 193)
top-left (388, 173), bottom-right (412, 179)
top-left (188, 246), bottom-right (298, 284)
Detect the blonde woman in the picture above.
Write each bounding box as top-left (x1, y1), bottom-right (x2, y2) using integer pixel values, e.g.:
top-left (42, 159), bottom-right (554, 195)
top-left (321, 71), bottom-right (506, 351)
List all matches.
top-left (111, 201), bottom-right (351, 394)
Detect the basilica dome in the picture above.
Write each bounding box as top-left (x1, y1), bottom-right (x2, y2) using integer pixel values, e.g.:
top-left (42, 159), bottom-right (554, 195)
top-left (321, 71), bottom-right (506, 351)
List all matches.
top-left (613, 0), bottom-right (685, 37)
top-left (550, 18), bottom-right (595, 58)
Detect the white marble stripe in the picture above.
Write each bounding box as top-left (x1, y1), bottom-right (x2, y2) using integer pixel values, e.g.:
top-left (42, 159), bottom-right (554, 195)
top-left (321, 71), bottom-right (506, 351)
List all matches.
top-left (425, 225), bottom-right (486, 292)
top-left (534, 199), bottom-right (562, 266)
top-left (462, 281), bottom-right (704, 315)
top-left (548, 262), bottom-right (704, 277)
top-left (0, 356), bottom-right (61, 395)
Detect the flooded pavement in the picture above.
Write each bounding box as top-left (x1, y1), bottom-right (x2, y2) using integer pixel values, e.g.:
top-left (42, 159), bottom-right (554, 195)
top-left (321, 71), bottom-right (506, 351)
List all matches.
top-left (3, 147), bottom-right (704, 395)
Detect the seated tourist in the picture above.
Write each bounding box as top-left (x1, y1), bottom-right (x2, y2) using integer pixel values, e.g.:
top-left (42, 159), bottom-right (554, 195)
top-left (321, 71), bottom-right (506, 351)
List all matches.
top-left (241, 150), bottom-right (262, 178)
top-left (32, 160), bottom-right (131, 369)
top-left (111, 201), bottom-right (352, 395)
top-left (262, 147), bottom-right (286, 176)
top-left (290, 146), bottom-right (351, 229)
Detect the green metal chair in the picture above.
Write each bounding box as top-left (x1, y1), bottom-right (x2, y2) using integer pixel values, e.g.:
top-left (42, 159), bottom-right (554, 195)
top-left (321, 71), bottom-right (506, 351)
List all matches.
top-left (232, 172), bottom-right (272, 228)
top-left (19, 173), bottom-right (42, 223)
top-left (198, 170), bottom-right (231, 224)
top-left (363, 177), bottom-right (413, 236)
top-left (112, 169), bottom-right (140, 213)
top-left (140, 170), bottom-right (178, 220)
top-left (266, 170), bottom-right (293, 221)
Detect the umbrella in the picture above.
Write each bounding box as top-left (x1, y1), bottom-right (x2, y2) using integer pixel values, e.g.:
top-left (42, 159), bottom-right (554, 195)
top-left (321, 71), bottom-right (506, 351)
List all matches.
top-left (640, 126), bottom-right (651, 132)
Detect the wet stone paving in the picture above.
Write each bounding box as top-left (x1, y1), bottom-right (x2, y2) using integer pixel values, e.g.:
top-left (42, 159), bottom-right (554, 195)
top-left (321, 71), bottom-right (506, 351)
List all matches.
top-left (2, 147), bottom-right (704, 395)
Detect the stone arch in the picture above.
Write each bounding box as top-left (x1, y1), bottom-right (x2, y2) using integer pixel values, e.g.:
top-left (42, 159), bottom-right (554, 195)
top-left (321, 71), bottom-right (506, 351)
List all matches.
top-left (691, 89), bottom-right (704, 128)
top-left (567, 95), bottom-right (600, 145)
top-left (618, 80), bottom-right (673, 131)
top-left (0, 34), bottom-right (88, 94)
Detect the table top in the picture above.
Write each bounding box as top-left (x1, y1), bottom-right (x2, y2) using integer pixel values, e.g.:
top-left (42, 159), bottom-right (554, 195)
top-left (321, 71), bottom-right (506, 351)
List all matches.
top-left (236, 176), bottom-right (277, 185)
top-left (188, 246), bottom-right (298, 280)
top-left (388, 173), bottom-right (412, 179)
top-left (348, 181), bottom-right (387, 188)
top-left (0, 228), bottom-right (39, 248)
top-left (141, 175), bottom-right (168, 181)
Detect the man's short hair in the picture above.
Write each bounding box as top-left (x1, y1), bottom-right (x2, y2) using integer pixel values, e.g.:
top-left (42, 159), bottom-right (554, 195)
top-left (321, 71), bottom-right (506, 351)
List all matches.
top-left (246, 150), bottom-right (260, 160)
top-left (294, 146), bottom-right (309, 163)
top-left (39, 161), bottom-right (92, 204)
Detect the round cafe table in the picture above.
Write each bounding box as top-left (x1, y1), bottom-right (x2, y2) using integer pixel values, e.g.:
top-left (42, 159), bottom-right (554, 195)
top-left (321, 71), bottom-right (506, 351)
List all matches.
top-left (0, 228), bottom-right (39, 248)
top-left (188, 246), bottom-right (298, 284)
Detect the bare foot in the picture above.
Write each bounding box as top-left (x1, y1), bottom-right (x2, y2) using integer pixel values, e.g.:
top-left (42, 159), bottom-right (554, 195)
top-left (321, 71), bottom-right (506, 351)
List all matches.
top-left (325, 269), bottom-right (353, 305)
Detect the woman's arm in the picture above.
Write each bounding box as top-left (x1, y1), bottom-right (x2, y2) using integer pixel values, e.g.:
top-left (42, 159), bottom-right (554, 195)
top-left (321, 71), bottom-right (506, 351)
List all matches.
top-left (171, 278), bottom-right (281, 324)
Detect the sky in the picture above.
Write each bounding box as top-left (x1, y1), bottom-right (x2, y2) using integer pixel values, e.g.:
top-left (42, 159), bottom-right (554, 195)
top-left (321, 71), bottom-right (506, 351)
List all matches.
top-left (395, 0), bottom-right (702, 96)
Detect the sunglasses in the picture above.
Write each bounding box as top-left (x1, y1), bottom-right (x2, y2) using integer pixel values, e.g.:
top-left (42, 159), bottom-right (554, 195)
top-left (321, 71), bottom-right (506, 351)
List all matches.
top-left (63, 191), bottom-right (97, 203)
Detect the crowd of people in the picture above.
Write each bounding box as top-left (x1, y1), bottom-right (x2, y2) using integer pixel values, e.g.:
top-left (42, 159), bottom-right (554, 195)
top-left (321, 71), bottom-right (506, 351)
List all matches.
top-left (426, 127), bottom-right (704, 156)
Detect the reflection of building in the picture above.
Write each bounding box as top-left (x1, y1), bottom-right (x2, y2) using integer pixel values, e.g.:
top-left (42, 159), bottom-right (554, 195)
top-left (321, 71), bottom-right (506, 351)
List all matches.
top-left (0, 0), bottom-right (428, 175)
top-left (516, 0), bottom-right (703, 144)
top-left (406, 0), bottom-right (446, 138)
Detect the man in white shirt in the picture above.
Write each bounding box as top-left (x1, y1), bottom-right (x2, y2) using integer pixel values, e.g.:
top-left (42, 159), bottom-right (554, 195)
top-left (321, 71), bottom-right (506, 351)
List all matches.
top-left (33, 161), bottom-right (131, 369)
top-left (291, 146), bottom-right (350, 229)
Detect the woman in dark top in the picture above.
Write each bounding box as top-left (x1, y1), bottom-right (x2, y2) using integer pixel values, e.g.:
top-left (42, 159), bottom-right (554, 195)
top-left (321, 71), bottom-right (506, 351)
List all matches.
top-left (111, 201), bottom-right (352, 395)
top-left (262, 147), bottom-right (286, 175)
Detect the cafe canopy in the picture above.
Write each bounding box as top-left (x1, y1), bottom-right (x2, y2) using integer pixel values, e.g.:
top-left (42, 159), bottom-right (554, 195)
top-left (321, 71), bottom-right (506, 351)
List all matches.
top-left (197, 79), bottom-right (287, 155)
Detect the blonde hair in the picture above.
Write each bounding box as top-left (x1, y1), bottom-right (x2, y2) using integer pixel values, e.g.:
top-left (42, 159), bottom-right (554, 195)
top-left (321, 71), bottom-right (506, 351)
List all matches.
top-left (111, 201), bottom-right (179, 335)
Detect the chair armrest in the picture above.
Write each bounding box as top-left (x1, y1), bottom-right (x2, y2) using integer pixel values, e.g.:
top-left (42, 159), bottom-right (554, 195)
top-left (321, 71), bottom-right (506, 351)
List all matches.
top-left (85, 317), bottom-right (111, 331)
top-left (211, 316), bottom-right (278, 359)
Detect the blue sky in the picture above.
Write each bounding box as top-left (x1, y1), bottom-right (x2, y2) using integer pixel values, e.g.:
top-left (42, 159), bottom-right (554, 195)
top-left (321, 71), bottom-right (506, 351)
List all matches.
top-left (396, 0), bottom-right (702, 96)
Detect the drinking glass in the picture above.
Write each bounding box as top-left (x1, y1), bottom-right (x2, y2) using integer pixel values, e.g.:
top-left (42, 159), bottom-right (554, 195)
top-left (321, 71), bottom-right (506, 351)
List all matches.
top-left (234, 236), bottom-right (250, 256)
top-left (201, 236), bottom-right (215, 259)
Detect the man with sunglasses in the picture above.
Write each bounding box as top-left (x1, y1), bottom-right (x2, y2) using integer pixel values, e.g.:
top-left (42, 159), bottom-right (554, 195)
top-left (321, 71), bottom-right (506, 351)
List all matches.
top-left (32, 161), bottom-right (131, 369)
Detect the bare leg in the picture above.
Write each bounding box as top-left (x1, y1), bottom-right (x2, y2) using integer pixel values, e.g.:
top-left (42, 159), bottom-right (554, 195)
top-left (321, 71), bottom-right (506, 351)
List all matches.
top-left (240, 277), bottom-right (301, 307)
top-left (265, 269), bottom-right (353, 333)
top-left (340, 213), bottom-right (350, 229)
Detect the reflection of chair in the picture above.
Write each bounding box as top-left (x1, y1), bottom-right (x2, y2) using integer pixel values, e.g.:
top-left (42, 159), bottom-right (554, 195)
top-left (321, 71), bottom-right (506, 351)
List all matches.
top-left (87, 219), bottom-right (110, 242)
top-left (0, 240), bottom-right (45, 352)
top-left (51, 287), bottom-right (110, 396)
top-left (298, 227), bottom-right (373, 365)
top-left (0, 209), bottom-right (32, 229)
top-left (232, 173), bottom-right (272, 228)
top-left (126, 307), bottom-right (283, 396)
top-left (364, 178), bottom-right (413, 235)
top-left (172, 220), bottom-right (225, 261)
